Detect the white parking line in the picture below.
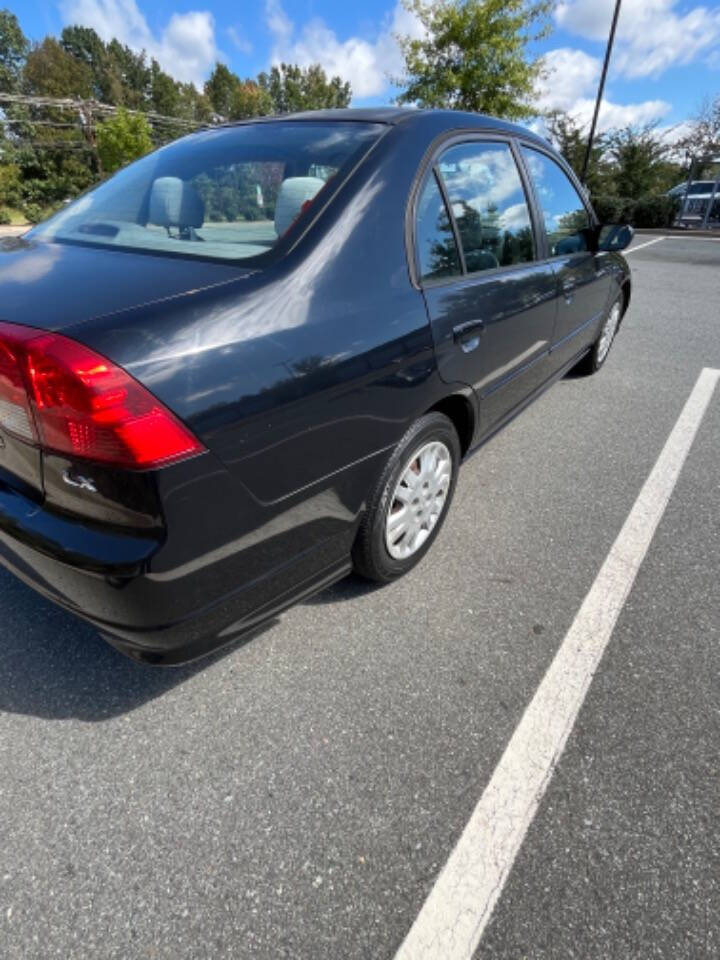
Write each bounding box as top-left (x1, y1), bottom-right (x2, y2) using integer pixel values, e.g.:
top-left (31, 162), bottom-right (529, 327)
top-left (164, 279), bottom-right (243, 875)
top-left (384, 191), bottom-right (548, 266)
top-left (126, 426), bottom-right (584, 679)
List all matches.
top-left (653, 234), bottom-right (720, 242)
top-left (394, 367), bottom-right (720, 960)
top-left (626, 236), bottom-right (665, 253)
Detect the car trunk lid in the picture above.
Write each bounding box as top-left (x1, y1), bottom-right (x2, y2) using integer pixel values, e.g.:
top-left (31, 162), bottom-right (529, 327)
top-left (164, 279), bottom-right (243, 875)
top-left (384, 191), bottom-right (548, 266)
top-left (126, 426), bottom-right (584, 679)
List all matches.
top-left (0, 236), bottom-right (250, 332)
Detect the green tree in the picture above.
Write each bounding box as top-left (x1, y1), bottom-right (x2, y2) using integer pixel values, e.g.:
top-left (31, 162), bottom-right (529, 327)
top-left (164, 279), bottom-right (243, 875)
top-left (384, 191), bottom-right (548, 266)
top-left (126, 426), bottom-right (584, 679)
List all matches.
top-left (546, 111), bottom-right (610, 196)
top-left (0, 10), bottom-right (28, 202)
top-left (60, 25), bottom-right (112, 101)
top-left (96, 107), bottom-right (152, 173)
top-left (61, 25), bottom-right (172, 112)
top-left (0, 8), bottom-right (28, 92)
top-left (394, 0), bottom-right (552, 118)
top-left (0, 161), bottom-right (21, 207)
top-left (257, 63), bottom-right (351, 113)
top-left (205, 63), bottom-right (274, 120)
top-left (24, 37), bottom-right (93, 98)
top-left (61, 24), bottom-right (208, 125)
top-left (232, 80), bottom-right (274, 118)
top-left (204, 62), bottom-right (238, 117)
top-left (149, 59), bottom-right (181, 116)
top-left (10, 33), bottom-right (96, 216)
top-left (606, 125), bottom-right (678, 198)
top-left (175, 82), bottom-right (213, 123)
top-left (105, 39), bottom-right (150, 109)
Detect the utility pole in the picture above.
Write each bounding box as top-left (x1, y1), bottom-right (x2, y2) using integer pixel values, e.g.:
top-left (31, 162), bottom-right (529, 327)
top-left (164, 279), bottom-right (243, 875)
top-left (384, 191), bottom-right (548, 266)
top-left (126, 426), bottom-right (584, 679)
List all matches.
top-left (580, 0), bottom-right (622, 184)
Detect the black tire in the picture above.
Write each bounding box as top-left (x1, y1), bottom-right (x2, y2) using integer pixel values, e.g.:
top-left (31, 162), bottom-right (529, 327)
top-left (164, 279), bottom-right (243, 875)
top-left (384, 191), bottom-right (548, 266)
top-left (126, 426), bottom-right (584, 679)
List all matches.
top-left (352, 412), bottom-right (461, 583)
top-left (572, 292), bottom-right (623, 376)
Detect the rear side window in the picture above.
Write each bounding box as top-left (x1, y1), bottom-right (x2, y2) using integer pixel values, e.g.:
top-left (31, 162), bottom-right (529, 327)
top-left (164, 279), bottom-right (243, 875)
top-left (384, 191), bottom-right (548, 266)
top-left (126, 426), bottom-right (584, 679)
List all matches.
top-left (521, 147), bottom-right (591, 256)
top-left (416, 171), bottom-right (462, 281)
top-left (436, 142), bottom-right (534, 274)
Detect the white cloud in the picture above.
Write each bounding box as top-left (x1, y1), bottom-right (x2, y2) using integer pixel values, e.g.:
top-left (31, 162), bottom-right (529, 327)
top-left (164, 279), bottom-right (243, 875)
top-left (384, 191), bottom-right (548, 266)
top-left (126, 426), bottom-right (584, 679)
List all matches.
top-left (226, 25), bottom-right (253, 56)
top-left (654, 120), bottom-right (696, 159)
top-left (266, 0), bottom-right (293, 44)
top-left (265, 0), bottom-right (424, 100)
top-left (537, 46), bottom-right (671, 131)
top-left (574, 97), bottom-right (672, 129)
top-left (656, 120), bottom-right (695, 144)
top-left (556, 0), bottom-right (720, 78)
top-left (60, 0), bottom-right (220, 86)
top-left (537, 47), bottom-right (601, 112)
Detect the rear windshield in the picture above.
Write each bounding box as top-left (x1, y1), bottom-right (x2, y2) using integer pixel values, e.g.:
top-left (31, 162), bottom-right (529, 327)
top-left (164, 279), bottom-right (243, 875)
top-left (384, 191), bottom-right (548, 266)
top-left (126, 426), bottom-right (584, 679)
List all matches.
top-left (29, 121), bottom-right (384, 262)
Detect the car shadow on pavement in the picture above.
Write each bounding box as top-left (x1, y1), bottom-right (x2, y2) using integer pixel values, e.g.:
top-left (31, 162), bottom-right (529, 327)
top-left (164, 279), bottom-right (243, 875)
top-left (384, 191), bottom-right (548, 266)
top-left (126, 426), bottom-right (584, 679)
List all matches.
top-left (0, 570), bottom-right (273, 722)
top-left (303, 572), bottom-right (385, 604)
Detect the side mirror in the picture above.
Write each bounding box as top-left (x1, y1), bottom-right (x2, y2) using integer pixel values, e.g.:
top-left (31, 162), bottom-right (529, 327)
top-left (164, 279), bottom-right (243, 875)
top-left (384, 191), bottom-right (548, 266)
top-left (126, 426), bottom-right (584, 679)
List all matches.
top-left (596, 223), bottom-right (634, 253)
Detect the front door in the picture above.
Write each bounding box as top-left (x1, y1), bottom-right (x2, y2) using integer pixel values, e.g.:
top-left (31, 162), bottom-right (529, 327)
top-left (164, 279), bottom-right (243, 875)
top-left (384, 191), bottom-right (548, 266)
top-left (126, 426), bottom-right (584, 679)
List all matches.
top-left (416, 139), bottom-right (558, 436)
top-left (519, 145), bottom-right (613, 370)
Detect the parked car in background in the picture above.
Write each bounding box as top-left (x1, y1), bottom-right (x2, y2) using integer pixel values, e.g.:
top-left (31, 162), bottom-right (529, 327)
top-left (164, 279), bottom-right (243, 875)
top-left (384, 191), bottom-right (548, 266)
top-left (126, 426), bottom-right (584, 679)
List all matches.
top-left (0, 109), bottom-right (632, 664)
top-left (666, 180), bottom-right (717, 198)
top-left (668, 179), bottom-right (720, 225)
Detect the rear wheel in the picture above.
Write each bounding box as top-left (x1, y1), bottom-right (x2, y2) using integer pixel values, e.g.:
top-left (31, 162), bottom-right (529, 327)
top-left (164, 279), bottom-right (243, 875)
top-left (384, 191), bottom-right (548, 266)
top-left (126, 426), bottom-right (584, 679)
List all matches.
top-left (574, 294), bottom-right (623, 375)
top-left (352, 412), bottom-right (460, 582)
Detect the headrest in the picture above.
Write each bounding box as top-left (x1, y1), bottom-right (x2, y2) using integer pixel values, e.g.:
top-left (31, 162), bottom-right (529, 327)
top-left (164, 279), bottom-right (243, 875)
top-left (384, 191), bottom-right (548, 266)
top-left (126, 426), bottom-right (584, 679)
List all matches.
top-left (149, 177), bottom-right (204, 229)
top-left (274, 177), bottom-right (325, 237)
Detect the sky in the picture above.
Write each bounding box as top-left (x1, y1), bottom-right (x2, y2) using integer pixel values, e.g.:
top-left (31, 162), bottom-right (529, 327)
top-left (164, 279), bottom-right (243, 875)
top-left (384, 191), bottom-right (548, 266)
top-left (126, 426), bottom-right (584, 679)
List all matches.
top-left (9, 0), bottom-right (720, 135)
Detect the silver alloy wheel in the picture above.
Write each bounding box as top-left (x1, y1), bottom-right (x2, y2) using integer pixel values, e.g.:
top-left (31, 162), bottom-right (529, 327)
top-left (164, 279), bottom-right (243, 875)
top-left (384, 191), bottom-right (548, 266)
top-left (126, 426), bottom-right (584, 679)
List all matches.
top-left (385, 440), bottom-right (452, 560)
top-left (597, 301), bottom-right (621, 363)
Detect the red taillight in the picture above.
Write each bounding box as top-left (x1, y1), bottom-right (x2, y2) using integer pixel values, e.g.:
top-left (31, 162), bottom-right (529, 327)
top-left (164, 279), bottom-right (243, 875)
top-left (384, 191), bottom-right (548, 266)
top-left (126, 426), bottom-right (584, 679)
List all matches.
top-left (0, 322), bottom-right (205, 469)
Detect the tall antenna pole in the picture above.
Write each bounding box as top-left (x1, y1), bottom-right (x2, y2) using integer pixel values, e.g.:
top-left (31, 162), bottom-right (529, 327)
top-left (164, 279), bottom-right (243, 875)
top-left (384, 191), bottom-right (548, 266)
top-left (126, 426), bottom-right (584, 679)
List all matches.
top-left (580, 0), bottom-right (622, 184)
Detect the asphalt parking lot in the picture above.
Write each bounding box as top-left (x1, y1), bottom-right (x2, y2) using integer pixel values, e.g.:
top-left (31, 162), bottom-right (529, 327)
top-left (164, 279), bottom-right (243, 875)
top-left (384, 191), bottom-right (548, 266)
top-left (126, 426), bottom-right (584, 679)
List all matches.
top-left (1, 232), bottom-right (719, 959)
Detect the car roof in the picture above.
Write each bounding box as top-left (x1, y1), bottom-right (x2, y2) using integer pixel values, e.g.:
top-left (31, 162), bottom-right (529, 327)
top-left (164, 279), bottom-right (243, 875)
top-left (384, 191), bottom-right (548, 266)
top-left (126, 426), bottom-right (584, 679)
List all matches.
top-left (219, 107), bottom-right (550, 146)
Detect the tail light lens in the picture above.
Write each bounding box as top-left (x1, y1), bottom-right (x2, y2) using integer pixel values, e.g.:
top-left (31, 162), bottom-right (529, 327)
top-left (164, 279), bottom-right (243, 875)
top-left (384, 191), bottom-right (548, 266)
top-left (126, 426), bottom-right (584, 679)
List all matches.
top-left (0, 322), bottom-right (205, 469)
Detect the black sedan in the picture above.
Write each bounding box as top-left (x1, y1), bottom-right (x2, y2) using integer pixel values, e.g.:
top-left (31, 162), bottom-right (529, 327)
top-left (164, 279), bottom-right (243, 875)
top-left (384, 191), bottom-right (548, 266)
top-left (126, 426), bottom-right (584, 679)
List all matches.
top-left (0, 108), bottom-right (632, 663)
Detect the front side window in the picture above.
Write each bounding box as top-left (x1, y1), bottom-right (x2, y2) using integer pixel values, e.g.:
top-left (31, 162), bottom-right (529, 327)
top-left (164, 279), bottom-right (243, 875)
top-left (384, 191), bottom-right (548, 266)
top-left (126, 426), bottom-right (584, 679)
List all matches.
top-left (521, 146), bottom-right (591, 256)
top-left (29, 122), bottom-right (384, 262)
top-left (415, 171), bottom-right (462, 281)
top-left (436, 142), bottom-right (535, 274)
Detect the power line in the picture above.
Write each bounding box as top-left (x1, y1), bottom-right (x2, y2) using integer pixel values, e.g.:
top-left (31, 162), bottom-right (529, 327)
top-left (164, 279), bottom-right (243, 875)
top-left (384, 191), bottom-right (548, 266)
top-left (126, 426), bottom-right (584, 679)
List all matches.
top-left (0, 93), bottom-right (203, 129)
top-left (1, 117), bottom-right (197, 129)
top-left (3, 140), bottom-right (97, 150)
top-left (2, 120), bottom-right (86, 128)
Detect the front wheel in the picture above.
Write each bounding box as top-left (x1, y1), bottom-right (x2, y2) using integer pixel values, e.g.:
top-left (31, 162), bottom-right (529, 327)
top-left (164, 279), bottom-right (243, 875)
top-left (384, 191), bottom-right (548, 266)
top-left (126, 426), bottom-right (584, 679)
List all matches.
top-left (352, 412), bottom-right (461, 583)
top-left (574, 294), bottom-right (623, 375)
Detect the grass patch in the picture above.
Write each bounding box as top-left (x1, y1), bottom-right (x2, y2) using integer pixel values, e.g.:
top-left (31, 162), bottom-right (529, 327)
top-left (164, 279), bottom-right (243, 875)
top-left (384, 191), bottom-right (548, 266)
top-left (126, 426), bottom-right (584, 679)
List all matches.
top-left (0, 207), bottom-right (30, 226)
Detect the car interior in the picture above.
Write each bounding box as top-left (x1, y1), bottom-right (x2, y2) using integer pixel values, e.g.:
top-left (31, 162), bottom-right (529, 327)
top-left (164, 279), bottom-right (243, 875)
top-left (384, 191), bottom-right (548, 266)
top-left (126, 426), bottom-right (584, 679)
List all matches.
top-left (72, 172), bottom-right (328, 259)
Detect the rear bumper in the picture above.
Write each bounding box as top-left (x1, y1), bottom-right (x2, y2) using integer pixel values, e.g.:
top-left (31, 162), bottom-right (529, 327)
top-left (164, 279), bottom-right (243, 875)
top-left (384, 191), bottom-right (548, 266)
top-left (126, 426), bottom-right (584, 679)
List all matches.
top-left (0, 477), bottom-right (350, 664)
top-left (0, 479), bottom-right (161, 574)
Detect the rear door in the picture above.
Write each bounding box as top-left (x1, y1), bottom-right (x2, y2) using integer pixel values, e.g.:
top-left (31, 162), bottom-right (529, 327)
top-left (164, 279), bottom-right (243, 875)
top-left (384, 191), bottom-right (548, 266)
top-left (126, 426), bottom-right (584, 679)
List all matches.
top-left (416, 137), bottom-right (558, 437)
top-left (519, 144), bottom-right (613, 370)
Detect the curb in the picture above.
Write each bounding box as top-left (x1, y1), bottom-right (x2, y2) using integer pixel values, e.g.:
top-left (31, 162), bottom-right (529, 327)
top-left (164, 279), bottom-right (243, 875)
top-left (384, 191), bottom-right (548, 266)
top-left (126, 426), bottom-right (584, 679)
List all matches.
top-left (0, 225), bottom-right (29, 238)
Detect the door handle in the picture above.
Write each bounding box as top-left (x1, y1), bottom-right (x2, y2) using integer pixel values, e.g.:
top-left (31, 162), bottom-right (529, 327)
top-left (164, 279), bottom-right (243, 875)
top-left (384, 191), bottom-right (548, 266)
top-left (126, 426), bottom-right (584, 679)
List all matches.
top-left (562, 278), bottom-right (576, 303)
top-left (452, 318), bottom-right (485, 353)
top-left (453, 318), bottom-right (485, 341)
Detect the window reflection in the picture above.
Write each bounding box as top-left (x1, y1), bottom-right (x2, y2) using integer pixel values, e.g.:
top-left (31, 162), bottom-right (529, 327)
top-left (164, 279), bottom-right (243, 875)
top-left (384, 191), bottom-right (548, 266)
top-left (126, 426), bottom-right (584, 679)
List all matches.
top-left (437, 143), bottom-right (534, 274)
top-left (416, 172), bottom-right (462, 281)
top-left (521, 147), bottom-right (591, 256)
